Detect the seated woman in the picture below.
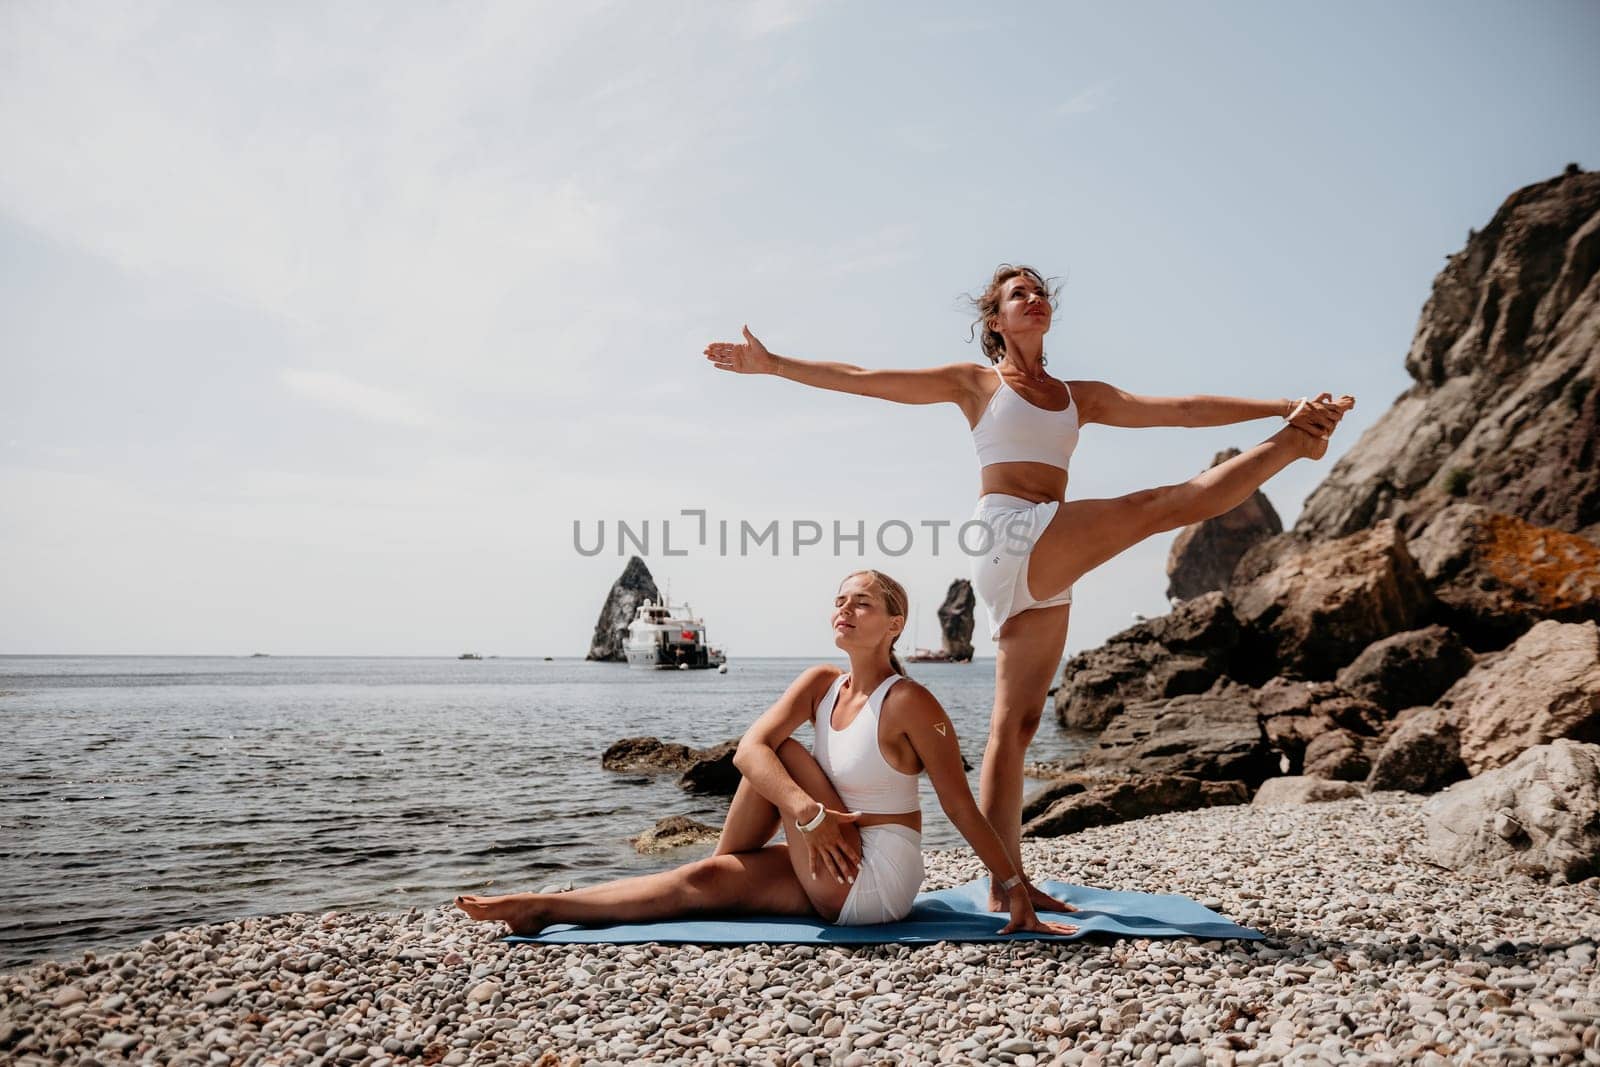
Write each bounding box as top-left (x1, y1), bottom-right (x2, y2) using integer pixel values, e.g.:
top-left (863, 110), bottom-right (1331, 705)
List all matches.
top-left (456, 569), bottom-right (1079, 937)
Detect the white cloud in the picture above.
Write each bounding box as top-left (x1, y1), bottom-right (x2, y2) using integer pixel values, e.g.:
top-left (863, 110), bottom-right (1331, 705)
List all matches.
top-left (281, 370), bottom-right (436, 427)
top-left (1058, 81), bottom-right (1113, 116)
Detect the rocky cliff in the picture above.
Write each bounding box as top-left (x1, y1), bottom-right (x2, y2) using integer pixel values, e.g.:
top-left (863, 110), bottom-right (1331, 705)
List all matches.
top-left (936, 579), bottom-right (976, 662)
top-left (1296, 167), bottom-right (1600, 543)
top-left (586, 556), bottom-right (660, 662)
top-left (1036, 168), bottom-right (1600, 860)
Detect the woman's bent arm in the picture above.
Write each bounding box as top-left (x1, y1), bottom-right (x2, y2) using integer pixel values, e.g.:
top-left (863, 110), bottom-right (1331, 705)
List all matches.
top-left (732, 665), bottom-right (834, 821)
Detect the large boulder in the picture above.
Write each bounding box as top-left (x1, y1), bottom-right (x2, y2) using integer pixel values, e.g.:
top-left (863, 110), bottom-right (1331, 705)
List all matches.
top-left (1229, 521), bottom-right (1433, 679)
top-left (1295, 168), bottom-right (1600, 543)
top-left (586, 556), bottom-right (660, 662)
top-left (1080, 680), bottom-right (1278, 786)
top-left (1420, 739), bottom-right (1600, 885)
top-left (1252, 777), bottom-right (1364, 807)
top-left (1334, 625), bottom-right (1476, 711)
top-left (602, 737), bottom-right (698, 774)
top-left (1301, 729), bottom-right (1374, 782)
top-left (678, 741), bottom-right (742, 795)
top-left (1366, 707), bottom-right (1469, 794)
top-left (602, 735), bottom-right (745, 796)
top-left (1166, 449), bottom-right (1284, 600)
top-left (1053, 592), bottom-right (1241, 730)
top-left (1441, 619), bottom-right (1600, 774)
top-left (1252, 677), bottom-right (1388, 774)
top-left (936, 579), bottom-right (976, 662)
top-left (1408, 503), bottom-right (1600, 646)
top-left (1021, 774), bottom-right (1247, 838)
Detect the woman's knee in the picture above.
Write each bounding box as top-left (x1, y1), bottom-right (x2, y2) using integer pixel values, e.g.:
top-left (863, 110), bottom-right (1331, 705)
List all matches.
top-left (989, 709), bottom-right (1043, 747)
top-left (680, 855), bottom-right (737, 901)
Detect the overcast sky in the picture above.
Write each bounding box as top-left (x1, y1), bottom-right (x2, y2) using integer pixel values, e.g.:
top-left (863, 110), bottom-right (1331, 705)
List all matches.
top-left (3, 1), bottom-right (1598, 659)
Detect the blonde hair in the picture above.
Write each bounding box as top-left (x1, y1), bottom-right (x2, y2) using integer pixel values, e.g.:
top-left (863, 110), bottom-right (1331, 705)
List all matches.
top-left (966, 263), bottom-right (1062, 364)
top-left (842, 569), bottom-right (909, 676)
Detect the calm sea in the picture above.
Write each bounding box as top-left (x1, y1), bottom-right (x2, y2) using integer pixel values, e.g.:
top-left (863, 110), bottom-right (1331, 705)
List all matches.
top-left (0, 656), bottom-right (1085, 971)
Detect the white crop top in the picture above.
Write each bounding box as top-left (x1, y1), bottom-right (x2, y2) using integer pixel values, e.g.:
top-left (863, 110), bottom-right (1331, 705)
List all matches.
top-left (970, 366), bottom-right (1080, 471)
top-left (810, 672), bottom-right (920, 815)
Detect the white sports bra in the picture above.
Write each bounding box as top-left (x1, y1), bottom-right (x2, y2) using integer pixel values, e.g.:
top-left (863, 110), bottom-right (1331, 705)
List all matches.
top-left (811, 672), bottom-right (920, 815)
top-left (971, 366), bottom-right (1080, 471)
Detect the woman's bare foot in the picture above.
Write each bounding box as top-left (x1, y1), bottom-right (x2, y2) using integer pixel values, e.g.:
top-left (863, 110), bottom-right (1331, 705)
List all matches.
top-left (1284, 393), bottom-right (1355, 460)
top-left (454, 892), bottom-right (547, 937)
top-left (989, 880), bottom-right (1078, 915)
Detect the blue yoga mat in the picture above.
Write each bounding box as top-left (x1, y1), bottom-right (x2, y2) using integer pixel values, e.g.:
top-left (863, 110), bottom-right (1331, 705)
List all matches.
top-left (505, 878), bottom-right (1263, 945)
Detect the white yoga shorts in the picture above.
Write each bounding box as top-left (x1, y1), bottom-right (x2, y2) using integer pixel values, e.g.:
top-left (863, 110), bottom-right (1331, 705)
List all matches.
top-left (836, 825), bottom-right (925, 926)
top-left (969, 492), bottom-right (1073, 640)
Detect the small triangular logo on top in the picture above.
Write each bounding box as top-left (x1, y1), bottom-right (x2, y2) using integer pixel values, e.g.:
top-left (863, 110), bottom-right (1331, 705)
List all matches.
top-left (933, 723), bottom-right (947, 736)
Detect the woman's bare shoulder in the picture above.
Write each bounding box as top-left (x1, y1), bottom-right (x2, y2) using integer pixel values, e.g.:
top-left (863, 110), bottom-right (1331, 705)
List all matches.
top-left (881, 676), bottom-right (946, 723)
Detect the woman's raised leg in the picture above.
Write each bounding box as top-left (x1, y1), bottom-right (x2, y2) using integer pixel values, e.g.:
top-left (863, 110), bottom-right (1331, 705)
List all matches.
top-left (981, 603), bottom-right (1073, 913)
top-left (715, 776), bottom-right (783, 856)
top-left (455, 846), bottom-right (815, 936)
top-left (1023, 424), bottom-right (1322, 605)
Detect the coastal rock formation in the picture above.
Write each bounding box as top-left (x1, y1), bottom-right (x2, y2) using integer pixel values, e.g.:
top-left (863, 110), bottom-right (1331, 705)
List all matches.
top-left (1165, 449), bottom-right (1283, 601)
top-left (1251, 777), bottom-right (1364, 807)
top-left (1421, 739), bottom-right (1600, 884)
top-left (601, 737), bottom-right (698, 774)
top-left (1333, 625), bottom-right (1475, 712)
top-left (1080, 681), bottom-right (1277, 787)
top-left (1021, 774), bottom-right (1246, 838)
top-left (586, 556), bottom-right (660, 662)
top-left (602, 735), bottom-right (745, 796)
top-left (678, 741), bottom-right (742, 795)
top-left (1408, 503), bottom-right (1600, 646)
top-left (1053, 592), bottom-right (1240, 730)
top-left (1440, 619), bottom-right (1600, 774)
top-left (936, 580), bottom-right (976, 662)
top-left (1367, 707), bottom-right (1469, 794)
top-left (1295, 168), bottom-right (1600, 542)
top-left (1229, 522), bottom-right (1433, 680)
top-left (630, 816), bottom-right (721, 854)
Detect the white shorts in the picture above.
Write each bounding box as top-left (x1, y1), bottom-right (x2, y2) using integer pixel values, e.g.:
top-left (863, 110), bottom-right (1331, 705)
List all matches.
top-left (837, 825), bottom-right (924, 926)
top-left (969, 493), bottom-right (1073, 640)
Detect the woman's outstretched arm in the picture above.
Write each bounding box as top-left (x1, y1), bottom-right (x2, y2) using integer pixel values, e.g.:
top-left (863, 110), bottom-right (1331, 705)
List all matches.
top-left (706, 326), bottom-right (983, 408)
top-left (1074, 380), bottom-right (1354, 432)
top-left (733, 665), bottom-right (862, 883)
top-left (885, 683), bottom-right (1078, 936)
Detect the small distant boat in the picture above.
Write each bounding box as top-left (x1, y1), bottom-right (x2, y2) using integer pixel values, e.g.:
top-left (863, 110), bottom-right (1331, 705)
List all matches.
top-left (248, 652), bottom-right (270, 658)
top-left (624, 598), bottom-right (727, 671)
top-left (458, 652), bottom-right (483, 661)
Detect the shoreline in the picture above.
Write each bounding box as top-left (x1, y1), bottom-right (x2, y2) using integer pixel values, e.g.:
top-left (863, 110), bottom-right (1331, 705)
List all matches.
top-left (3, 794), bottom-right (1597, 1065)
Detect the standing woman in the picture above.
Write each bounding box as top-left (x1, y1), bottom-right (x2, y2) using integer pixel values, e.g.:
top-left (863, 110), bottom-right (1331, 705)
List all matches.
top-left (704, 264), bottom-right (1353, 912)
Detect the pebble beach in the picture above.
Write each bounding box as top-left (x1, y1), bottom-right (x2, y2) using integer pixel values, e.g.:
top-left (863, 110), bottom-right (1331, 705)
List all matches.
top-left (4, 792), bottom-right (1598, 1066)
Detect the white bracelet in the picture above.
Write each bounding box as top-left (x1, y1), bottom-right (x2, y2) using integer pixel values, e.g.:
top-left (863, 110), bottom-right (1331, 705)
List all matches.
top-left (1000, 873), bottom-right (1024, 893)
top-left (798, 802), bottom-right (827, 834)
top-left (1284, 396), bottom-right (1308, 422)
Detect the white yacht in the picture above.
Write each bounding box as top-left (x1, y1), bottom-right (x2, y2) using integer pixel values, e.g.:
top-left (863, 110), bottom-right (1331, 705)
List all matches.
top-left (624, 599), bottom-right (727, 670)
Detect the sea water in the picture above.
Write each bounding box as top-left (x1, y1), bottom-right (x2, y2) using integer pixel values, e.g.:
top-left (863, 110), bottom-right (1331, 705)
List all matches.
top-left (0, 655), bottom-right (1087, 970)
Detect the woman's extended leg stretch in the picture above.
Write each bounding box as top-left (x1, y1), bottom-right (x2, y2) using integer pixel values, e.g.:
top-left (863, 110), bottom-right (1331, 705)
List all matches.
top-left (1025, 424), bottom-right (1320, 606)
top-left (454, 846), bottom-right (812, 937)
top-left (978, 422), bottom-right (1330, 909)
top-left (456, 740), bottom-right (862, 936)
